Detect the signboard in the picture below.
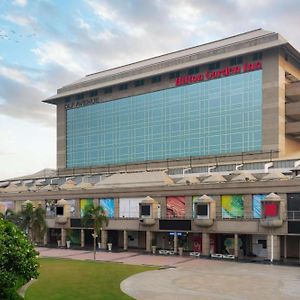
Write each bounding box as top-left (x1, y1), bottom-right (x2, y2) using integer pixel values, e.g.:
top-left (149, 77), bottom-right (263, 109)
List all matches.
top-left (175, 61), bottom-right (262, 86)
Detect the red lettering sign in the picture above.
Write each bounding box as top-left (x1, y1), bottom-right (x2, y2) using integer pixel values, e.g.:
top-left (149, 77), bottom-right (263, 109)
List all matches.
top-left (175, 61), bottom-right (262, 87)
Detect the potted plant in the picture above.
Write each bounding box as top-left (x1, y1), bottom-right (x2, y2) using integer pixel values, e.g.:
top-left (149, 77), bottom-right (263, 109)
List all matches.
top-left (107, 241), bottom-right (112, 252)
top-left (178, 239), bottom-right (185, 256)
top-left (66, 228), bottom-right (72, 249)
top-left (151, 239), bottom-right (157, 254)
top-left (56, 232), bottom-right (61, 247)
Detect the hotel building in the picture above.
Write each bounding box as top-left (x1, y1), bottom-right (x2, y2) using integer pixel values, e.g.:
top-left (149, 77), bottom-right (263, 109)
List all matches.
top-left (1, 29), bottom-right (300, 261)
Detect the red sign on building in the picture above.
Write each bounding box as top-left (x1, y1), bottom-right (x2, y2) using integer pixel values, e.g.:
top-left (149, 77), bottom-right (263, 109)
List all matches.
top-left (175, 61), bottom-right (262, 87)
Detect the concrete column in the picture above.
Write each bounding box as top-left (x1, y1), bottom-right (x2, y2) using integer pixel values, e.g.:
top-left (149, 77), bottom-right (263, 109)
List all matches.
top-left (80, 229), bottom-right (85, 248)
top-left (234, 234), bottom-right (239, 257)
top-left (267, 235), bottom-right (280, 261)
top-left (43, 231), bottom-right (47, 246)
top-left (185, 196), bottom-right (193, 219)
top-left (284, 235), bottom-right (287, 259)
top-left (174, 233), bottom-right (178, 253)
top-left (61, 228), bottom-right (66, 247)
top-left (202, 233), bottom-right (210, 255)
top-left (123, 230), bottom-right (128, 251)
top-left (101, 230), bottom-right (108, 250)
top-left (243, 195), bottom-right (252, 219)
top-left (146, 231), bottom-right (152, 252)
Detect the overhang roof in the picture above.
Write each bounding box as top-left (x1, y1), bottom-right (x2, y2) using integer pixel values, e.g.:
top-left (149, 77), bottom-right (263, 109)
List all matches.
top-left (95, 171), bottom-right (174, 188)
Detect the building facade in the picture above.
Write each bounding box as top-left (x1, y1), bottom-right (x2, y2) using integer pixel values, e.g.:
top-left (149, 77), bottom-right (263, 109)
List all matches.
top-left (1, 29), bottom-right (300, 261)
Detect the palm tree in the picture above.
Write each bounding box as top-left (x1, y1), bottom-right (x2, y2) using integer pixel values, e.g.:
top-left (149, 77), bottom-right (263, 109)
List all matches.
top-left (16, 202), bottom-right (47, 244)
top-left (82, 203), bottom-right (109, 260)
top-left (32, 204), bottom-right (47, 244)
top-left (19, 202), bottom-right (34, 241)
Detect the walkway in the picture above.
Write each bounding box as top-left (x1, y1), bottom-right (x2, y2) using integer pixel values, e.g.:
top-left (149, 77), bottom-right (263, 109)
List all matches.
top-left (37, 247), bottom-right (300, 300)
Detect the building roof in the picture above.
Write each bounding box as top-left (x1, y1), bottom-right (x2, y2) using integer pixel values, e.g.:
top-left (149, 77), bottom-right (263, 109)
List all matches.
top-left (95, 171), bottom-right (174, 188)
top-left (231, 172), bottom-right (257, 182)
top-left (44, 29), bottom-right (296, 104)
top-left (4, 168), bottom-right (57, 181)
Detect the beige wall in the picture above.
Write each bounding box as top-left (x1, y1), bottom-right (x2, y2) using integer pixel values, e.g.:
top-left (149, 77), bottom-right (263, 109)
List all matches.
top-left (279, 51), bottom-right (300, 156)
top-left (2, 178), bottom-right (298, 236)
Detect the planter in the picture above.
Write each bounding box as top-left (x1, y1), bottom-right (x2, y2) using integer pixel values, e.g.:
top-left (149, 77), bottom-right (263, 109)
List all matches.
top-left (152, 245), bottom-right (157, 254)
top-left (178, 247), bottom-right (183, 256)
top-left (66, 240), bottom-right (71, 249)
top-left (107, 243), bottom-right (112, 252)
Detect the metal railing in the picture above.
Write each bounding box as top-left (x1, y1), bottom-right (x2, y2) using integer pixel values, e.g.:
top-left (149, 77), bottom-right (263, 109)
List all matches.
top-left (287, 211), bottom-right (300, 220)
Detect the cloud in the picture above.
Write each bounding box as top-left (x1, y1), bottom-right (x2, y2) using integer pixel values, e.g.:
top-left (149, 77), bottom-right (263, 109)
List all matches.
top-left (32, 41), bottom-right (84, 73)
top-left (2, 13), bottom-right (35, 27)
top-left (13, 0), bottom-right (27, 7)
top-left (77, 17), bottom-right (91, 30)
top-left (0, 65), bottom-right (30, 84)
top-left (0, 74), bottom-right (55, 127)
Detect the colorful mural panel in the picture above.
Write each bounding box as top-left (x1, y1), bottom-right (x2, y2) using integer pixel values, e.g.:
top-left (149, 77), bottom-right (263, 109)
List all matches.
top-left (166, 196), bottom-right (186, 218)
top-left (221, 195), bottom-right (244, 218)
top-left (0, 200), bottom-right (14, 214)
top-left (252, 194), bottom-right (266, 218)
top-left (80, 198), bottom-right (93, 217)
top-left (100, 198), bottom-right (115, 218)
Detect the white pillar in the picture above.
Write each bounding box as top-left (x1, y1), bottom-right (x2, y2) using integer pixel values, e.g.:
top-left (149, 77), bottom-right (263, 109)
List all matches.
top-left (271, 234), bottom-right (274, 262)
top-left (101, 230), bottom-right (108, 250)
top-left (80, 229), bottom-right (85, 248)
top-left (284, 235), bottom-right (287, 259)
top-left (123, 230), bottom-right (128, 251)
top-left (61, 228), bottom-right (66, 247)
top-left (234, 234), bottom-right (239, 257)
top-left (202, 233), bottom-right (210, 255)
top-left (174, 233), bottom-right (178, 253)
top-left (146, 231), bottom-right (152, 252)
top-left (43, 231), bottom-right (47, 246)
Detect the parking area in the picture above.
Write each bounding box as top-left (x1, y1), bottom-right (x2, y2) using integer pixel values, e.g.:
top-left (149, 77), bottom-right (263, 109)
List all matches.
top-left (38, 247), bottom-right (300, 300)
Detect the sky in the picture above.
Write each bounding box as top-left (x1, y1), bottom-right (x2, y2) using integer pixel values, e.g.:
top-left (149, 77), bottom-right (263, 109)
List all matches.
top-left (0, 0), bottom-right (300, 180)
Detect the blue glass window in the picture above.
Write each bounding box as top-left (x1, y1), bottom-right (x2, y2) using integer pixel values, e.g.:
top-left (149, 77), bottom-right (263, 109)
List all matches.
top-left (67, 71), bottom-right (262, 168)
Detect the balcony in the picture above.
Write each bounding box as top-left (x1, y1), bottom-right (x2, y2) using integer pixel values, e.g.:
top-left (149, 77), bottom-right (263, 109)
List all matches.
top-left (286, 81), bottom-right (300, 102)
top-left (260, 218), bottom-right (283, 228)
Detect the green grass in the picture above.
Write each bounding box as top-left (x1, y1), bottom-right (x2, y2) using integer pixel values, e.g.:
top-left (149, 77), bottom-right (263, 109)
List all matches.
top-left (25, 258), bottom-right (156, 300)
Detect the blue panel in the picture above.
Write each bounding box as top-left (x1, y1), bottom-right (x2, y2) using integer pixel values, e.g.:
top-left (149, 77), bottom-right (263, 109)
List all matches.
top-left (252, 194), bottom-right (266, 218)
top-left (66, 70), bottom-right (262, 168)
top-left (99, 198), bottom-right (115, 218)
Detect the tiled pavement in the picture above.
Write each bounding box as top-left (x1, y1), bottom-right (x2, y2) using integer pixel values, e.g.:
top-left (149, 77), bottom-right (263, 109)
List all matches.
top-left (37, 247), bottom-right (300, 300)
top-left (36, 247), bottom-right (192, 267)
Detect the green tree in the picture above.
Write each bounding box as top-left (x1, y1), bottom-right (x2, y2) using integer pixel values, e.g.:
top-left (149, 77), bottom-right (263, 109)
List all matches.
top-left (0, 218), bottom-right (39, 300)
top-left (0, 208), bottom-right (16, 222)
top-left (15, 202), bottom-right (47, 244)
top-left (32, 204), bottom-right (47, 244)
top-left (18, 202), bottom-right (34, 241)
top-left (82, 203), bottom-right (109, 260)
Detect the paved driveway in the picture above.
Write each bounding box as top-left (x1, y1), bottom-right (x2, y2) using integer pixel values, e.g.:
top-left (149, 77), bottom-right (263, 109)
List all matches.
top-left (37, 248), bottom-right (300, 300)
top-left (121, 259), bottom-right (300, 300)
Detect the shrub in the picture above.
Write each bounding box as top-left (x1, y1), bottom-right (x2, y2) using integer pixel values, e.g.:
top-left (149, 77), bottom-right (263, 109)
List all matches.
top-left (0, 218), bottom-right (39, 299)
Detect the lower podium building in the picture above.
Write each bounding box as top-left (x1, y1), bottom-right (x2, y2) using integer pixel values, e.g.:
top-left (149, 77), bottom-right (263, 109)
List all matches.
top-left (1, 29), bottom-right (300, 262)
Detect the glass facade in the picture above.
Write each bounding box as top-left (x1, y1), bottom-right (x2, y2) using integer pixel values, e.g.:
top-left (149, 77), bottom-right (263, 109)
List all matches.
top-left (67, 70), bottom-right (262, 168)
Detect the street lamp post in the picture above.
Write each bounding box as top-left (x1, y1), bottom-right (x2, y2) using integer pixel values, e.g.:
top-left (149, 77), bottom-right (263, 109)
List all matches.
top-left (92, 233), bottom-right (98, 260)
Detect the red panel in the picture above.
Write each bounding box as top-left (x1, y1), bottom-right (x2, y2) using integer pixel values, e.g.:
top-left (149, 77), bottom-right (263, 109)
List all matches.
top-left (265, 203), bottom-right (278, 217)
top-left (166, 196), bottom-right (186, 218)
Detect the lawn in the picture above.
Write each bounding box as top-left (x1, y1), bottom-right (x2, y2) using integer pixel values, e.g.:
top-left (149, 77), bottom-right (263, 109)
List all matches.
top-left (25, 258), bottom-right (156, 300)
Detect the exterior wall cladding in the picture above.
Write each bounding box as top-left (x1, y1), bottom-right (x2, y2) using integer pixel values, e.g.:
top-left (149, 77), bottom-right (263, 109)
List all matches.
top-left (2, 29), bottom-right (300, 262)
